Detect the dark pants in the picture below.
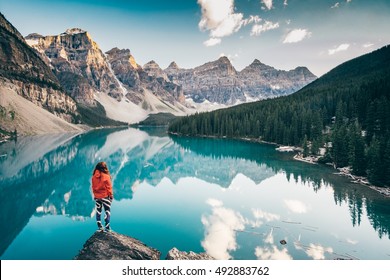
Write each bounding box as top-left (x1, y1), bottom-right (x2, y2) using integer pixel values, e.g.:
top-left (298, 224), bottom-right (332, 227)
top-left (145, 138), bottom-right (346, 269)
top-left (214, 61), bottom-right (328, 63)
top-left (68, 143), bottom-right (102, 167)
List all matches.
top-left (95, 197), bottom-right (112, 230)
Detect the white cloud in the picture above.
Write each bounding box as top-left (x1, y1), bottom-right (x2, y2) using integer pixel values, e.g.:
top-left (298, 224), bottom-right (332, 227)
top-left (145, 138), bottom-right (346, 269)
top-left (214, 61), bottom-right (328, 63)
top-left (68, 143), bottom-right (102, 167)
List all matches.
top-left (255, 246), bottom-right (293, 260)
top-left (203, 37), bottom-right (221, 47)
top-left (201, 200), bottom-right (246, 259)
top-left (284, 0), bottom-right (288, 6)
top-left (283, 29), bottom-right (311, 43)
top-left (331, 2), bottom-right (340, 9)
top-left (328, 43), bottom-right (350, 55)
top-left (264, 228), bottom-right (274, 244)
top-left (198, 0), bottom-right (244, 39)
top-left (295, 243), bottom-right (334, 260)
top-left (284, 199), bottom-right (308, 213)
top-left (346, 0), bottom-right (352, 3)
top-left (363, 43), bottom-right (374, 48)
top-left (262, 0), bottom-right (273, 10)
top-left (198, 1), bottom-right (275, 46)
top-left (206, 198), bottom-right (223, 207)
top-left (243, 15), bottom-right (262, 26)
top-left (252, 208), bottom-right (280, 222)
top-left (250, 21), bottom-right (280, 36)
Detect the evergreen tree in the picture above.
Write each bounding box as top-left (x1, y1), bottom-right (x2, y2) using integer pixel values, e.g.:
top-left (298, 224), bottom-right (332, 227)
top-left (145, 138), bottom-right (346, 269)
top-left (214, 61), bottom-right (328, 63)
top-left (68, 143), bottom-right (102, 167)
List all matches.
top-left (383, 139), bottom-right (390, 186)
top-left (352, 131), bottom-right (366, 176)
top-left (367, 137), bottom-right (382, 186)
top-left (303, 135), bottom-right (309, 157)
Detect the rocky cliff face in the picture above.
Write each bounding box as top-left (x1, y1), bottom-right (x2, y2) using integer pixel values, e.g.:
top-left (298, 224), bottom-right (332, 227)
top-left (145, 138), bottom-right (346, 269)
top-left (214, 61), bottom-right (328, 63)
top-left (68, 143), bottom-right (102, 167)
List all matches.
top-left (0, 13), bottom-right (79, 131)
top-left (26, 31), bottom-right (187, 123)
top-left (105, 47), bottom-right (142, 95)
top-left (238, 59), bottom-right (317, 99)
top-left (106, 48), bottom-right (185, 106)
top-left (166, 57), bottom-right (244, 104)
top-left (26, 28), bottom-right (123, 105)
top-left (141, 60), bottom-right (185, 104)
top-left (165, 57), bottom-right (317, 105)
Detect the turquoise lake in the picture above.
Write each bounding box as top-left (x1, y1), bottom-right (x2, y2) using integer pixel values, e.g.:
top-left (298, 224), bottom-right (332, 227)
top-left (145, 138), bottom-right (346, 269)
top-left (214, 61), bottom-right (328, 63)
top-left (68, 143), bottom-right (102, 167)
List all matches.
top-left (0, 127), bottom-right (389, 260)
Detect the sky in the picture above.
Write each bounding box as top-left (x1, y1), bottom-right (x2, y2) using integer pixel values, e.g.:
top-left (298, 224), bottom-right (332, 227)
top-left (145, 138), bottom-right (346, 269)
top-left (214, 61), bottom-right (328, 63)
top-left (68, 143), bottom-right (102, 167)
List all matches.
top-left (1, 0), bottom-right (390, 76)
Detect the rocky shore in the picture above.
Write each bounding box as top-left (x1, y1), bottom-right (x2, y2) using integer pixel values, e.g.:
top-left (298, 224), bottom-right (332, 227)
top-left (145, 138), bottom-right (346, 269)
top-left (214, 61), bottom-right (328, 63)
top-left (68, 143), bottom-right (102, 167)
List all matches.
top-left (75, 231), bottom-right (214, 260)
top-left (293, 154), bottom-right (390, 198)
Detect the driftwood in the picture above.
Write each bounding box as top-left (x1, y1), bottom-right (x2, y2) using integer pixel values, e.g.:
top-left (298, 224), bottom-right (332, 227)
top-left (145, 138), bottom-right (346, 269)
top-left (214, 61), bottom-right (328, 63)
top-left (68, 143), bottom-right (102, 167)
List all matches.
top-left (293, 154), bottom-right (318, 164)
top-left (282, 220), bottom-right (302, 224)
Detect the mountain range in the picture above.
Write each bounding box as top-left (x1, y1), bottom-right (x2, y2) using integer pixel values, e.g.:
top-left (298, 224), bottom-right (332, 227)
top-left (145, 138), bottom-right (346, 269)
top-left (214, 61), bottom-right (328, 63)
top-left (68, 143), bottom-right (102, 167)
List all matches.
top-left (166, 56), bottom-right (316, 106)
top-left (0, 13), bottom-right (316, 135)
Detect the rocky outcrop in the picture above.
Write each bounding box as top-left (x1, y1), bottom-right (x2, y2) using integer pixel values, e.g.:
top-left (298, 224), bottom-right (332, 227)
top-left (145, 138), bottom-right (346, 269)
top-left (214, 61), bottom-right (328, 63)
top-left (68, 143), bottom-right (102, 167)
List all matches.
top-left (3, 79), bottom-right (77, 123)
top-left (26, 28), bottom-right (123, 105)
top-left (238, 59), bottom-right (317, 99)
top-left (106, 48), bottom-right (185, 106)
top-left (165, 56), bottom-right (317, 105)
top-left (141, 60), bottom-right (185, 104)
top-left (165, 247), bottom-right (215, 260)
top-left (166, 57), bottom-right (243, 104)
top-left (75, 231), bottom-right (213, 260)
top-left (75, 231), bottom-right (160, 260)
top-left (143, 60), bottom-right (170, 81)
top-left (0, 13), bottom-right (79, 125)
top-left (105, 47), bottom-right (142, 97)
top-left (0, 78), bottom-right (82, 136)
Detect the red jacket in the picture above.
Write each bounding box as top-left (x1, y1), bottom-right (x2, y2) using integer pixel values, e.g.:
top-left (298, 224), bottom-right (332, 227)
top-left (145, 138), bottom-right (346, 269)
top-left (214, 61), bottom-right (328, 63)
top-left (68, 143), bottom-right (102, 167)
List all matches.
top-left (91, 170), bottom-right (113, 199)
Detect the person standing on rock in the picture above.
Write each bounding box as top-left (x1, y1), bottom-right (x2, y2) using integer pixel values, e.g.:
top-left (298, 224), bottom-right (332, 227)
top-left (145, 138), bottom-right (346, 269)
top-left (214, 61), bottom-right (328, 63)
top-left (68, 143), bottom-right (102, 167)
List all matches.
top-left (91, 162), bottom-right (113, 232)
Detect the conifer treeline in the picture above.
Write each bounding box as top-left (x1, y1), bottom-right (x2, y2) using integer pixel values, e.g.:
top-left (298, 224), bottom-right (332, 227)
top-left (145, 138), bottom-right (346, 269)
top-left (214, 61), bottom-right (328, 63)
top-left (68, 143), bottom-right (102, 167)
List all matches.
top-left (169, 46), bottom-right (390, 187)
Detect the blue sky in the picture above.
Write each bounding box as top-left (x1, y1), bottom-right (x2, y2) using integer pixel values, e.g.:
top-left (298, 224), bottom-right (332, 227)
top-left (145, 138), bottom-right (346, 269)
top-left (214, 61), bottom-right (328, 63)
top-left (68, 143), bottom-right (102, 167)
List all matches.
top-left (1, 0), bottom-right (390, 76)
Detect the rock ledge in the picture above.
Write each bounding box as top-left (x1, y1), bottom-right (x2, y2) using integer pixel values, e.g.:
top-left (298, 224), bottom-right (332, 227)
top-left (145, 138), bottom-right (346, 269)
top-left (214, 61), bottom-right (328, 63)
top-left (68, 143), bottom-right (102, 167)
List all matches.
top-left (165, 247), bottom-right (214, 260)
top-left (75, 231), bottom-right (160, 260)
top-left (75, 231), bottom-right (214, 260)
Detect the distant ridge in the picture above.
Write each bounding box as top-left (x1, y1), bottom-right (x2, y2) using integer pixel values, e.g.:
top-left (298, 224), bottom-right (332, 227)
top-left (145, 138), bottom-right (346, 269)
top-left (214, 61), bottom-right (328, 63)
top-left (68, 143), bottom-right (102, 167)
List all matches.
top-left (164, 56), bottom-right (317, 105)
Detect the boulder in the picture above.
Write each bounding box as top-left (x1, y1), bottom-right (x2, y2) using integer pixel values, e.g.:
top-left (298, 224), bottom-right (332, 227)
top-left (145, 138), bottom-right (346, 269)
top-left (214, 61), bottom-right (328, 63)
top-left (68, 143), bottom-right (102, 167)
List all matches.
top-left (165, 247), bottom-right (214, 260)
top-left (75, 231), bottom-right (160, 260)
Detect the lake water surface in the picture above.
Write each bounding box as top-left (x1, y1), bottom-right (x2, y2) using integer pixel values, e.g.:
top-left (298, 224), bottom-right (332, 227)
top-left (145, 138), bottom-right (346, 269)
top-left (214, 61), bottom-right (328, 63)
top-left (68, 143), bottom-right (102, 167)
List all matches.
top-left (0, 127), bottom-right (389, 260)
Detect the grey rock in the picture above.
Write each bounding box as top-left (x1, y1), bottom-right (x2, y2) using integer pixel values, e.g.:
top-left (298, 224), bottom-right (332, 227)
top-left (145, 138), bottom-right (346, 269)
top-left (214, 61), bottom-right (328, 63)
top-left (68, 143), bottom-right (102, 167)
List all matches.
top-left (0, 13), bottom-right (78, 123)
top-left (75, 231), bottom-right (160, 260)
top-left (165, 247), bottom-right (215, 260)
top-left (238, 59), bottom-right (317, 99)
top-left (165, 56), bottom-right (317, 105)
top-left (106, 48), bottom-right (185, 106)
top-left (26, 29), bottom-right (123, 104)
top-left (167, 61), bottom-right (179, 70)
top-left (143, 60), bottom-right (170, 82)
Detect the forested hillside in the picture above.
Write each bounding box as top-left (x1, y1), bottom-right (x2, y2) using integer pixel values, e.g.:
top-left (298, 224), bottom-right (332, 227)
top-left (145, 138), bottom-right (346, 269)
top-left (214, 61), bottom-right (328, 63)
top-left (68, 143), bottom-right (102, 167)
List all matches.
top-left (169, 45), bottom-right (390, 187)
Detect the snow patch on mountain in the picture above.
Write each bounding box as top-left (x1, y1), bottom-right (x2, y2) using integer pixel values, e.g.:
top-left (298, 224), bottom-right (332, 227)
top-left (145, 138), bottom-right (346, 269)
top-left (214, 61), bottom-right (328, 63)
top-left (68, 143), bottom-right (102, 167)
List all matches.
top-left (94, 92), bottom-right (148, 124)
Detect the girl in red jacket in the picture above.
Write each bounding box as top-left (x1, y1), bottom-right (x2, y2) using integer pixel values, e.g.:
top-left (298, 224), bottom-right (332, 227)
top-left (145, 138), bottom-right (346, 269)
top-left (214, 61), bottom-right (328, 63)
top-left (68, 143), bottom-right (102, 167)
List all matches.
top-left (91, 162), bottom-right (113, 232)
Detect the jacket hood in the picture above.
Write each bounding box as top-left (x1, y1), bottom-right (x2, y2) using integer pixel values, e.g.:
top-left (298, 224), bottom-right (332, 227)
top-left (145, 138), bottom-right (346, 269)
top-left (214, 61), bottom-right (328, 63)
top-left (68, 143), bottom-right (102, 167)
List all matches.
top-left (93, 170), bottom-right (101, 178)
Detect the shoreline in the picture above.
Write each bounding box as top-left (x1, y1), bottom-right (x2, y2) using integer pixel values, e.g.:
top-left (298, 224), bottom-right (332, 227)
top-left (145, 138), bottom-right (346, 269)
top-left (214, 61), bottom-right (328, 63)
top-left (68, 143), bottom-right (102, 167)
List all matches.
top-left (293, 152), bottom-right (390, 198)
top-left (168, 131), bottom-right (390, 198)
